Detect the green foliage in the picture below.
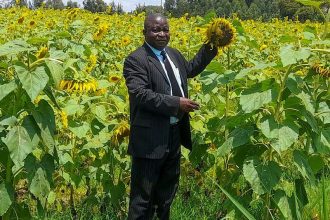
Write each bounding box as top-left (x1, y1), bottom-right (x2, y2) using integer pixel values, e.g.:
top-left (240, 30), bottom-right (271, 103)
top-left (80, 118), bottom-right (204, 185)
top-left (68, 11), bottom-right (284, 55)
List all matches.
top-left (83, 0), bottom-right (107, 13)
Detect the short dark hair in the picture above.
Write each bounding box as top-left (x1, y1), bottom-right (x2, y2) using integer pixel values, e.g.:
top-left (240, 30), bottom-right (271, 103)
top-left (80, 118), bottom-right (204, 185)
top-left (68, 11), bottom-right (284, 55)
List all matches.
top-left (144, 13), bottom-right (167, 30)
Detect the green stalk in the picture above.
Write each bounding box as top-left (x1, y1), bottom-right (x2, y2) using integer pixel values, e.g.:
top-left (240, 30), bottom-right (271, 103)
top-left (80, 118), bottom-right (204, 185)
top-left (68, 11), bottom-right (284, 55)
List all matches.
top-left (224, 48), bottom-right (231, 168)
top-left (322, 169), bottom-right (328, 220)
top-left (2, 155), bottom-right (13, 220)
top-left (275, 65), bottom-right (292, 121)
top-left (225, 48), bottom-right (231, 139)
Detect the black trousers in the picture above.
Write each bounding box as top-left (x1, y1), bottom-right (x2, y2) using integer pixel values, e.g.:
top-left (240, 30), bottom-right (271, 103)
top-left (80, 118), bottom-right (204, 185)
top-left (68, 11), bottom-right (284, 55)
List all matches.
top-left (127, 124), bottom-right (181, 220)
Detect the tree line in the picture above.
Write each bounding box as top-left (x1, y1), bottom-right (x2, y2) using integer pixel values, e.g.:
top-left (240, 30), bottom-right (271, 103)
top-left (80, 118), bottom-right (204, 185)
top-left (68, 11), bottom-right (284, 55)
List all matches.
top-left (1, 0), bottom-right (329, 22)
top-left (164, 0), bottom-right (329, 22)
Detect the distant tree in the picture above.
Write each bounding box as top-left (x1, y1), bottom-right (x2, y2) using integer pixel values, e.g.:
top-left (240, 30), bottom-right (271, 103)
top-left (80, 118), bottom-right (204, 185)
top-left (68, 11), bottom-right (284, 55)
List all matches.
top-left (134, 4), bottom-right (163, 14)
top-left (107, 1), bottom-right (124, 14)
top-left (83, 0), bottom-right (107, 13)
top-left (320, 2), bottom-right (330, 14)
top-left (245, 0), bottom-right (253, 7)
top-left (10, 0), bottom-right (29, 7)
top-left (231, 0), bottom-right (249, 19)
top-left (66, 0), bottom-right (79, 8)
top-left (31, 0), bottom-right (44, 8)
top-left (214, 0), bottom-right (232, 17)
top-left (278, 0), bottom-right (301, 19)
top-left (45, 0), bottom-right (64, 9)
top-left (294, 6), bottom-right (324, 22)
top-left (164, 0), bottom-right (175, 14)
top-left (246, 2), bottom-right (262, 20)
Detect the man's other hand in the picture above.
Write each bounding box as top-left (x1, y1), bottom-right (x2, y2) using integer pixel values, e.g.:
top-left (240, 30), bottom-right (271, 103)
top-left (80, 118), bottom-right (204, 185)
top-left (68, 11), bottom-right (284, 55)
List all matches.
top-left (179, 97), bottom-right (200, 113)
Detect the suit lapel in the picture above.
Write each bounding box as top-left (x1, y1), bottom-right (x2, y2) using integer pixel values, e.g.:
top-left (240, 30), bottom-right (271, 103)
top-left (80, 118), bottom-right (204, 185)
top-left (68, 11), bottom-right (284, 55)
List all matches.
top-left (143, 44), bottom-right (170, 86)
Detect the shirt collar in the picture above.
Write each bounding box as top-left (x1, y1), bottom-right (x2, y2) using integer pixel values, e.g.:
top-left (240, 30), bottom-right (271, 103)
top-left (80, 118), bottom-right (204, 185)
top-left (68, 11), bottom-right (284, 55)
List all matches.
top-left (145, 41), bottom-right (165, 56)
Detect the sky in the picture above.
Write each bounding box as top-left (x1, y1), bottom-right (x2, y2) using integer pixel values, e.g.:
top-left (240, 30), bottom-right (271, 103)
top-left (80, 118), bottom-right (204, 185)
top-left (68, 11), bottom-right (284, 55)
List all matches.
top-left (64, 0), bottom-right (164, 12)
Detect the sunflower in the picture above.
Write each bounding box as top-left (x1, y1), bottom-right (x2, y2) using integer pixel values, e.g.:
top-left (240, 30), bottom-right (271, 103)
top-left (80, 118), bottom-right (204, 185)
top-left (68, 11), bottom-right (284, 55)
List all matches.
top-left (84, 54), bottom-right (97, 73)
top-left (59, 79), bottom-right (98, 93)
top-left (259, 44), bottom-right (267, 51)
top-left (60, 111), bottom-right (68, 129)
top-left (121, 36), bottom-right (131, 46)
top-left (112, 121), bottom-right (130, 145)
top-left (93, 23), bottom-right (109, 41)
top-left (108, 74), bottom-right (121, 83)
top-left (17, 16), bottom-right (24, 24)
top-left (311, 63), bottom-right (329, 78)
top-left (35, 47), bottom-right (48, 59)
top-left (94, 16), bottom-right (100, 23)
top-left (29, 20), bottom-right (36, 28)
top-left (205, 18), bottom-right (236, 49)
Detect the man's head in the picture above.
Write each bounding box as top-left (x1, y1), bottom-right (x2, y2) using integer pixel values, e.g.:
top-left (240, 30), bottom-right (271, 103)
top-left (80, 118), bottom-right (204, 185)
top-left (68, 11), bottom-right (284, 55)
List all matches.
top-left (143, 14), bottom-right (170, 50)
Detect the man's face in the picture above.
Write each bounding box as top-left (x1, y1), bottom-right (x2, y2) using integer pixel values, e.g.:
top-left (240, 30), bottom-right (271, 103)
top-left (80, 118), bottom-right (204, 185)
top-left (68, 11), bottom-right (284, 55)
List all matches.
top-left (143, 16), bottom-right (170, 50)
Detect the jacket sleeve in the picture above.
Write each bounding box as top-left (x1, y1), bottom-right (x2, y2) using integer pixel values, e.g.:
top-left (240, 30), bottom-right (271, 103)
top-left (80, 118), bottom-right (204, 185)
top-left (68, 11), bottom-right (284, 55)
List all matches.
top-left (123, 55), bottom-right (180, 117)
top-left (177, 44), bottom-right (218, 78)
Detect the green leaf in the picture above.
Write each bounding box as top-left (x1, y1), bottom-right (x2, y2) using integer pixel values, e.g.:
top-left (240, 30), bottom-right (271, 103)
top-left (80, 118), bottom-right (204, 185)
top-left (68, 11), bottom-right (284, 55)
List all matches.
top-left (217, 127), bottom-right (253, 157)
top-left (240, 79), bottom-right (278, 113)
top-left (211, 180), bottom-right (256, 220)
top-left (32, 100), bottom-right (56, 150)
top-left (297, 92), bottom-right (315, 113)
top-left (235, 62), bottom-right (275, 80)
top-left (274, 190), bottom-right (293, 220)
top-left (63, 99), bottom-right (84, 115)
top-left (318, 102), bottom-right (330, 124)
top-left (279, 35), bottom-right (296, 43)
top-left (27, 37), bottom-right (48, 45)
top-left (308, 154), bottom-right (324, 174)
top-left (29, 168), bottom-right (50, 208)
top-left (43, 85), bottom-right (61, 110)
top-left (319, 128), bottom-right (330, 153)
top-left (205, 61), bottom-right (225, 74)
top-left (109, 181), bottom-right (126, 207)
top-left (0, 116), bottom-right (18, 126)
top-left (280, 45), bottom-right (311, 67)
top-left (203, 10), bottom-right (217, 23)
top-left (2, 126), bottom-right (35, 170)
top-left (91, 105), bottom-right (107, 121)
top-left (243, 158), bottom-right (282, 195)
top-left (0, 40), bottom-right (31, 57)
top-left (0, 81), bottom-right (17, 102)
top-left (16, 66), bottom-right (49, 101)
top-left (189, 144), bottom-right (208, 166)
top-left (69, 122), bottom-right (90, 138)
top-left (259, 117), bottom-right (299, 153)
top-left (22, 115), bottom-right (41, 148)
top-left (293, 151), bottom-right (315, 184)
top-left (295, 0), bottom-right (323, 7)
top-left (232, 19), bottom-right (245, 35)
top-left (0, 183), bottom-right (13, 216)
top-left (45, 60), bottom-right (64, 88)
top-left (295, 179), bottom-right (309, 207)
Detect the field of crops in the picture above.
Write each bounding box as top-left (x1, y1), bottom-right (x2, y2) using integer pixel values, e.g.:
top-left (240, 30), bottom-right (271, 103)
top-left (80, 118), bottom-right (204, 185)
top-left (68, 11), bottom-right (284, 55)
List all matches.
top-left (0, 6), bottom-right (329, 220)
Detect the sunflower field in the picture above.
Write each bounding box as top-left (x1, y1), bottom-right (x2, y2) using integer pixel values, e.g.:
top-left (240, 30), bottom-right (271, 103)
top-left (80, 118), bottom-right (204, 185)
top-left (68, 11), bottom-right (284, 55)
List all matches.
top-left (0, 5), bottom-right (329, 220)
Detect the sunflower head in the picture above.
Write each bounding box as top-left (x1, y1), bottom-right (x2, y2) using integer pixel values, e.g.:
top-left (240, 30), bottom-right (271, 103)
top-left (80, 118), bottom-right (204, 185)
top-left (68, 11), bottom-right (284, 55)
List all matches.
top-left (36, 47), bottom-right (48, 59)
top-left (311, 63), bottom-right (329, 78)
top-left (205, 18), bottom-right (236, 49)
top-left (29, 20), bottom-right (36, 28)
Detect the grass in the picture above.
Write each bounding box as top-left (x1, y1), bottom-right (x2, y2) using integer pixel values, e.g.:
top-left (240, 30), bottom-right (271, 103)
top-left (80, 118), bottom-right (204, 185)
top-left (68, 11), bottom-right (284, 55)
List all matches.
top-left (42, 169), bottom-right (330, 220)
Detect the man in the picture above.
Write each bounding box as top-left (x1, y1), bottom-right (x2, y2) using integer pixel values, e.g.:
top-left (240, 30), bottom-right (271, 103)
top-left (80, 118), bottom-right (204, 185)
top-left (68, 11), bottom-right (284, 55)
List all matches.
top-left (123, 13), bottom-right (217, 219)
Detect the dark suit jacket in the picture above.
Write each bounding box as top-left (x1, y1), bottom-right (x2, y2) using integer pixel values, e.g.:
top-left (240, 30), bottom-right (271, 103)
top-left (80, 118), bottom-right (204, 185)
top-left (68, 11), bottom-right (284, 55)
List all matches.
top-left (123, 43), bottom-right (217, 159)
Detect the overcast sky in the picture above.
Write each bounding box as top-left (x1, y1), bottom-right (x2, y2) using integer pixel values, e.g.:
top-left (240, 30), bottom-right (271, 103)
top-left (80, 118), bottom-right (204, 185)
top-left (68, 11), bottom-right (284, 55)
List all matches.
top-left (64, 0), bottom-right (164, 12)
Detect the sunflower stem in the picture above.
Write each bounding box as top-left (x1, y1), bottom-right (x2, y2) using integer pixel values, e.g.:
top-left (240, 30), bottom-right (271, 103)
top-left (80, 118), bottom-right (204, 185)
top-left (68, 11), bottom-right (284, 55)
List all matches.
top-left (225, 48), bottom-right (231, 140)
